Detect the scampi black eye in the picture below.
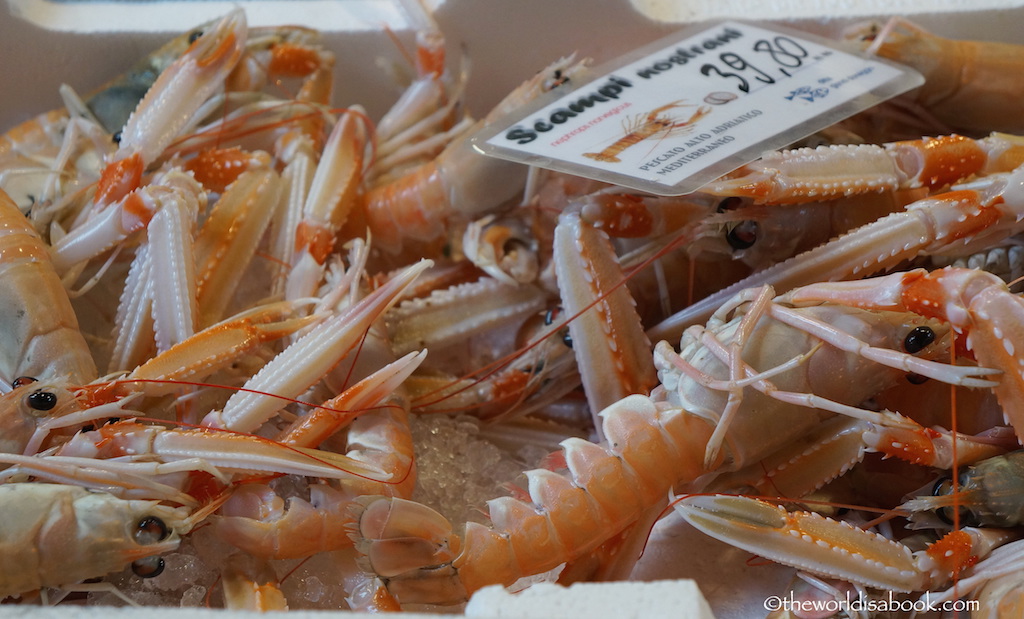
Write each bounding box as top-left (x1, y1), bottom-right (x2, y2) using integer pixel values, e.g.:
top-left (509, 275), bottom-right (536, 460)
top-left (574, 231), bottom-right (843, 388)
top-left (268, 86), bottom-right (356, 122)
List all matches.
top-left (544, 306), bottom-right (563, 326)
top-left (932, 477), bottom-right (958, 525)
top-left (932, 476), bottom-right (953, 500)
top-left (187, 29), bottom-right (204, 44)
top-left (545, 68), bottom-right (569, 90)
top-left (560, 328), bottom-right (573, 349)
top-left (726, 220), bottom-right (758, 250)
top-left (26, 389), bottom-right (57, 411)
top-left (135, 516), bottom-right (171, 544)
top-left (931, 473), bottom-right (979, 527)
top-left (716, 197), bottom-right (744, 213)
top-left (131, 556), bottom-right (166, 578)
top-left (12, 376), bottom-right (37, 388)
top-left (904, 326), bottom-right (936, 354)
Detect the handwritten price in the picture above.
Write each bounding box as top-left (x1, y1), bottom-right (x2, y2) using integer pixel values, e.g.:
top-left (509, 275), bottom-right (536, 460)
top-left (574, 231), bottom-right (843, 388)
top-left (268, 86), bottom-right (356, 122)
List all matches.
top-left (699, 36), bottom-right (812, 94)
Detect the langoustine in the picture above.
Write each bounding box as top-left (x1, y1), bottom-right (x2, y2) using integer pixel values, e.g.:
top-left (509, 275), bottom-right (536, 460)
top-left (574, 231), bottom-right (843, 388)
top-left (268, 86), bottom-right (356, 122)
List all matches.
top-left (5, 6), bottom-right (1024, 615)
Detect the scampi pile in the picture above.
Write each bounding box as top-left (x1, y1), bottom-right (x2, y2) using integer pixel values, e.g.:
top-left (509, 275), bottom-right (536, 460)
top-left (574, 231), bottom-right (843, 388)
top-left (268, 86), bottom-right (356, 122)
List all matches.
top-left (4, 8), bottom-right (1024, 615)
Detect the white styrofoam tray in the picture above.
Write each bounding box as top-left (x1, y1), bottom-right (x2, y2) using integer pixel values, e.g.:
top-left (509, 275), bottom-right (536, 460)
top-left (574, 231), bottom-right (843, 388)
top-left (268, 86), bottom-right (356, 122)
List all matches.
top-left (3, 1), bottom-right (1024, 617)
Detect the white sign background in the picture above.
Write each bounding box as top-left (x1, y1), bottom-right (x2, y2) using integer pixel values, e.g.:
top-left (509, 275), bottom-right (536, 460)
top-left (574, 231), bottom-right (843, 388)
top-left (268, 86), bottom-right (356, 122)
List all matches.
top-left (474, 21), bottom-right (924, 195)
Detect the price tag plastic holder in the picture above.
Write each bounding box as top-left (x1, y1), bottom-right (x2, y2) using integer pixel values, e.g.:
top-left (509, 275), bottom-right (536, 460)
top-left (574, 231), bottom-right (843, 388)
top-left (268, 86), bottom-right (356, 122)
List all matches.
top-left (472, 20), bottom-right (924, 196)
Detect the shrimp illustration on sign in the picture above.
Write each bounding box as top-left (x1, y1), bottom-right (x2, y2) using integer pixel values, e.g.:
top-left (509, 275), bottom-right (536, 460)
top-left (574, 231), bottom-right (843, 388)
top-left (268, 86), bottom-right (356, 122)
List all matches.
top-left (582, 100), bottom-right (711, 163)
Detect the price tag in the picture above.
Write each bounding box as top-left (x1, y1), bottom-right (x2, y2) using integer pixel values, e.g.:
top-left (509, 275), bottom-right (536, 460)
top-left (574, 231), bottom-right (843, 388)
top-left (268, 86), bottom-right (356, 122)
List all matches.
top-left (473, 21), bottom-right (924, 196)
